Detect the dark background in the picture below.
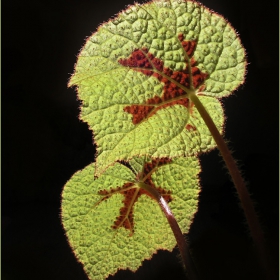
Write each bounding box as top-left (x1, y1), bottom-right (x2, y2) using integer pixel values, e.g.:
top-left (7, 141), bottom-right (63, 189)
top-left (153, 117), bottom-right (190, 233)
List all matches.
top-left (2, 0), bottom-right (278, 279)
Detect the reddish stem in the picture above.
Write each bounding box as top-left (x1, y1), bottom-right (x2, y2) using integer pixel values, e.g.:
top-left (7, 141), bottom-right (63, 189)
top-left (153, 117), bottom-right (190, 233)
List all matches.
top-left (139, 182), bottom-right (199, 280)
top-left (189, 92), bottom-right (273, 279)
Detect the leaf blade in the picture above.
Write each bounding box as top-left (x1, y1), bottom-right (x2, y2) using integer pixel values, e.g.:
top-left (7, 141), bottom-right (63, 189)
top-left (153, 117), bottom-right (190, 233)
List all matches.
top-left (69, 0), bottom-right (245, 176)
top-left (61, 156), bottom-right (200, 280)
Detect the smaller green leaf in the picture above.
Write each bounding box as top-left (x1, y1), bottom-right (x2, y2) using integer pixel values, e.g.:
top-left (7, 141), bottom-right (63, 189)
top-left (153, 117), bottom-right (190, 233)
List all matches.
top-left (61, 156), bottom-right (200, 280)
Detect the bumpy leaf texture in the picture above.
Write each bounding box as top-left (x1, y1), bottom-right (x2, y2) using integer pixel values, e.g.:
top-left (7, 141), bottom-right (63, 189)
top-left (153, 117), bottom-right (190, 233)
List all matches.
top-left (69, 0), bottom-right (246, 176)
top-left (61, 156), bottom-right (200, 280)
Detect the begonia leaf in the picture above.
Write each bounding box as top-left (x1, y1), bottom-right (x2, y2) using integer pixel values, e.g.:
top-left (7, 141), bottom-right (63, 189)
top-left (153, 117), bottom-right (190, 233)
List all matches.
top-left (69, 0), bottom-right (245, 176)
top-left (61, 156), bottom-right (200, 279)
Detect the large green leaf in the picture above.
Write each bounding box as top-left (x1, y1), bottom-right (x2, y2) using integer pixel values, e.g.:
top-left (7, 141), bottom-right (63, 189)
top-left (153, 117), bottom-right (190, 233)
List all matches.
top-left (69, 0), bottom-right (245, 175)
top-left (61, 156), bottom-right (200, 279)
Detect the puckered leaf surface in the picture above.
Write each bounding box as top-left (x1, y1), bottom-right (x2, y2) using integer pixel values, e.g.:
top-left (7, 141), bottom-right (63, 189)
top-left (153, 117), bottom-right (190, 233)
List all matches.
top-left (61, 156), bottom-right (200, 280)
top-left (69, 0), bottom-right (245, 175)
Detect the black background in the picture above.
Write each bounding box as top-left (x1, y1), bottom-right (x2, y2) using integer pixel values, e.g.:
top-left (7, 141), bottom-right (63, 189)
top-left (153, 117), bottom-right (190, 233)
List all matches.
top-left (2, 0), bottom-right (279, 279)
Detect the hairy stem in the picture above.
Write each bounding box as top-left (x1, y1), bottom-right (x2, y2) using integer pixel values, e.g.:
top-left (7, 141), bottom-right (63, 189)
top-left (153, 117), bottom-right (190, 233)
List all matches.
top-left (189, 92), bottom-right (271, 278)
top-left (139, 182), bottom-right (199, 280)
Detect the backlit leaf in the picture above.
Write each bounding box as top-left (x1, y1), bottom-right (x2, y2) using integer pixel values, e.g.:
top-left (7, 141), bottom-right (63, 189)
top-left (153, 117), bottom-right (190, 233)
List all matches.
top-left (69, 0), bottom-right (246, 176)
top-left (61, 156), bottom-right (200, 279)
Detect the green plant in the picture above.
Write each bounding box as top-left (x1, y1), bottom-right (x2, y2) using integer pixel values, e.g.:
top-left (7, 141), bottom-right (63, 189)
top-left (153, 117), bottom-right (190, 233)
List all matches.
top-left (61, 0), bottom-right (268, 279)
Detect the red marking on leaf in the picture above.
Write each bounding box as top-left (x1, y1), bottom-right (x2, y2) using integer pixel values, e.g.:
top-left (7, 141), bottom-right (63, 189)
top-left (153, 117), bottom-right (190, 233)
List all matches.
top-left (191, 66), bottom-right (208, 89)
top-left (198, 84), bottom-right (206, 92)
top-left (98, 158), bottom-right (173, 235)
top-left (186, 124), bottom-right (197, 131)
top-left (119, 47), bottom-right (164, 73)
top-left (98, 190), bottom-right (109, 195)
top-left (119, 34), bottom-right (208, 125)
top-left (124, 105), bottom-right (154, 124)
top-left (178, 34), bottom-right (197, 57)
